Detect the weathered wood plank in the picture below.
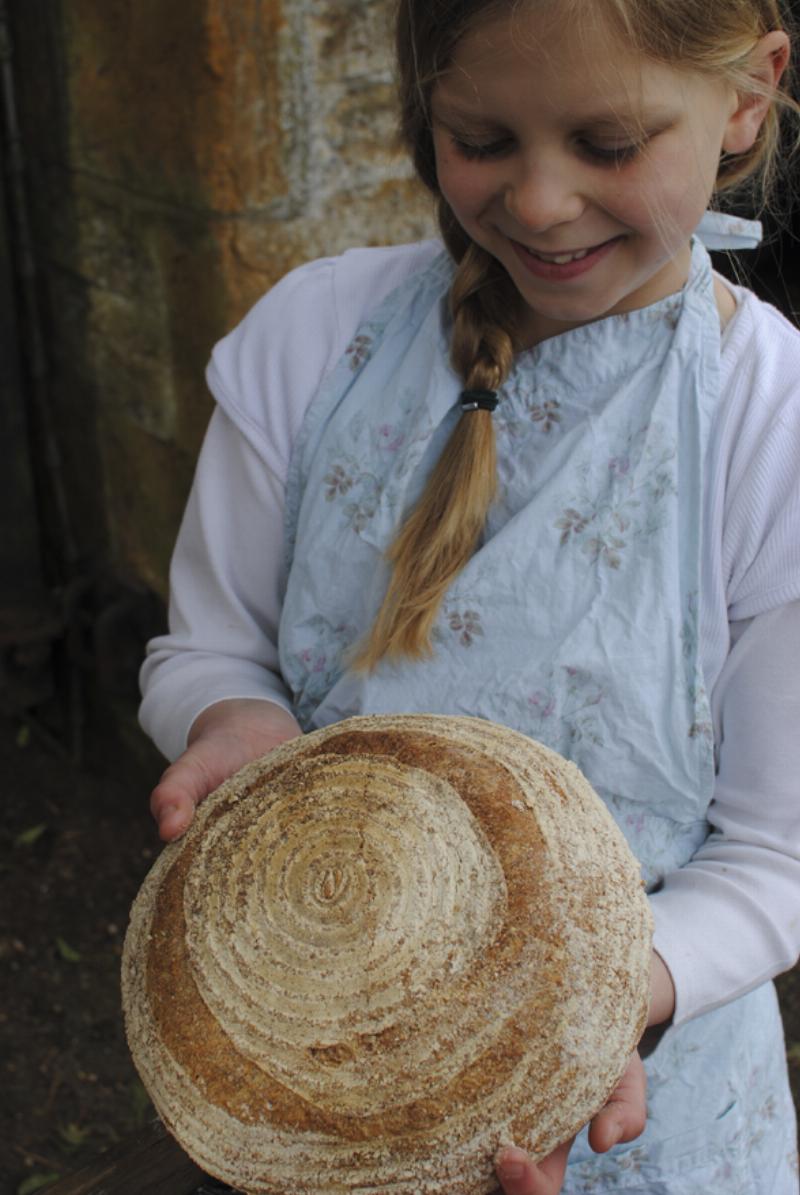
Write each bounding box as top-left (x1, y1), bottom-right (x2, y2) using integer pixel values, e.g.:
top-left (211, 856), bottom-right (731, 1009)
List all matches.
top-left (44, 1119), bottom-right (206, 1195)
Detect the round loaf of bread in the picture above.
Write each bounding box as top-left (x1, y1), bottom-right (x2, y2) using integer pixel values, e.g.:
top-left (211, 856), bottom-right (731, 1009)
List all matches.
top-left (122, 714), bottom-right (652, 1194)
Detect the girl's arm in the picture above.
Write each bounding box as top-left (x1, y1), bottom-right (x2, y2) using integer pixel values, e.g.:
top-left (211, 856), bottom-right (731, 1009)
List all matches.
top-left (141, 405), bottom-right (304, 838)
top-left (491, 598), bottom-right (800, 1193)
top-left (140, 244), bottom-right (440, 786)
top-left (139, 406), bottom-right (294, 767)
top-left (649, 600), bottom-right (800, 1024)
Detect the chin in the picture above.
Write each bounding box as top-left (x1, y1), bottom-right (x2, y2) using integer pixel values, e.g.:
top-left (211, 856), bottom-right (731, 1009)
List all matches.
top-left (523, 296), bottom-right (616, 324)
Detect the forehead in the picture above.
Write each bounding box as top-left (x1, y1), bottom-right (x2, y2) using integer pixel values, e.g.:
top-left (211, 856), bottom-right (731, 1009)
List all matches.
top-left (433, 7), bottom-right (700, 124)
top-left (445, 2), bottom-right (633, 74)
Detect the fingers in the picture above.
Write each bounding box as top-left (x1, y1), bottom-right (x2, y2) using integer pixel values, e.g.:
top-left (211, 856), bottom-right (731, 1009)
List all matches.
top-left (149, 744), bottom-right (225, 842)
top-left (494, 1052), bottom-right (645, 1195)
top-left (148, 702), bottom-right (304, 842)
top-left (150, 783), bottom-right (195, 842)
top-left (495, 1141), bottom-right (572, 1195)
top-left (494, 1052), bottom-right (646, 1195)
top-left (588, 1051), bottom-right (647, 1154)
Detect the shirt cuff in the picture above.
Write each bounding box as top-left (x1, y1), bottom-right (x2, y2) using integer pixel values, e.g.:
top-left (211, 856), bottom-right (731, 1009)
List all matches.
top-left (649, 875), bottom-right (795, 1026)
top-left (138, 658), bottom-right (294, 763)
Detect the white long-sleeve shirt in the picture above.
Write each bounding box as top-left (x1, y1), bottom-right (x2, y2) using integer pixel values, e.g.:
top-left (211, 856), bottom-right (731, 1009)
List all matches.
top-left (140, 241), bottom-right (800, 1026)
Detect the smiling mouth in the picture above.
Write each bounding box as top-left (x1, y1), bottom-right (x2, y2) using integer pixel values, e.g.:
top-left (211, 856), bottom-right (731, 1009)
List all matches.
top-left (521, 237), bottom-right (621, 264)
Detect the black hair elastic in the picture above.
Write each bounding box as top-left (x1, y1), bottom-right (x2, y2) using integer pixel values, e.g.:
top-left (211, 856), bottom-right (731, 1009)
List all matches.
top-left (460, 388), bottom-right (499, 412)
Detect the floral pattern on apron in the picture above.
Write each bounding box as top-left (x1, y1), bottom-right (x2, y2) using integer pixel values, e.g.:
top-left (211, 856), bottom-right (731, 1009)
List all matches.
top-left (279, 217), bottom-right (798, 1191)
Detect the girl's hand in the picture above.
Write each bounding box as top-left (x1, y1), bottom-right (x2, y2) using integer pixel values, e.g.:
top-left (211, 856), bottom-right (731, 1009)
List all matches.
top-left (494, 947), bottom-right (669, 1193)
top-left (494, 1050), bottom-right (647, 1195)
top-left (149, 698), bottom-right (302, 841)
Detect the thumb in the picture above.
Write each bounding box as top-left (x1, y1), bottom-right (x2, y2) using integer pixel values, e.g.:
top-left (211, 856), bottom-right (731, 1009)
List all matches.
top-left (589, 1051), bottom-right (647, 1154)
top-left (149, 740), bottom-right (233, 842)
top-left (495, 1142), bottom-right (572, 1195)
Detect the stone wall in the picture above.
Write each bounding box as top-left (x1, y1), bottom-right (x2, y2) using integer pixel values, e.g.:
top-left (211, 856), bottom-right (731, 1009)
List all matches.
top-left (13, 0), bottom-right (434, 598)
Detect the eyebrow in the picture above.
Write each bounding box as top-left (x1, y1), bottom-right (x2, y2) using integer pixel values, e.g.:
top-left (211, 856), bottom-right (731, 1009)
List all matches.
top-left (432, 96), bottom-right (675, 132)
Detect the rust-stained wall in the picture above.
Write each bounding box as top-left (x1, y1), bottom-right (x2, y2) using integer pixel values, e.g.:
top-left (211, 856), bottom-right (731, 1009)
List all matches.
top-left (13, 0), bottom-right (434, 598)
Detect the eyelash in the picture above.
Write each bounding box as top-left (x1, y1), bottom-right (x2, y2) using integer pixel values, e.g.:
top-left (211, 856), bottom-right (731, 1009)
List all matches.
top-left (450, 136), bottom-right (644, 166)
top-left (583, 140), bottom-right (643, 165)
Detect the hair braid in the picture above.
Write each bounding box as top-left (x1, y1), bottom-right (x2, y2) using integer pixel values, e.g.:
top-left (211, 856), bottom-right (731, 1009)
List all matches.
top-left (361, 0), bottom-right (799, 671)
top-left (353, 203), bottom-right (523, 671)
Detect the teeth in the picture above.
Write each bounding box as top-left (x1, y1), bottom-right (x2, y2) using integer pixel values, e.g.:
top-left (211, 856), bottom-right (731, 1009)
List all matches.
top-left (534, 247), bottom-right (590, 264)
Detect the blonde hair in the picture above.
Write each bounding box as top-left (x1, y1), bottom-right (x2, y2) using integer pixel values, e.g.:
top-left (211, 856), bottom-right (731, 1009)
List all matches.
top-left (579, 0), bottom-right (800, 205)
top-left (354, 0), bottom-right (798, 671)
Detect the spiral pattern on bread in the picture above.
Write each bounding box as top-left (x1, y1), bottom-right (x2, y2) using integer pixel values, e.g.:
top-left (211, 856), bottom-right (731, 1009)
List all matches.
top-left (122, 714), bottom-right (652, 1194)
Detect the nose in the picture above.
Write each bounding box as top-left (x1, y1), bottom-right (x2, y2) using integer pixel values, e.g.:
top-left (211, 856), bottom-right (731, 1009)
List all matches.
top-left (503, 153), bottom-right (586, 233)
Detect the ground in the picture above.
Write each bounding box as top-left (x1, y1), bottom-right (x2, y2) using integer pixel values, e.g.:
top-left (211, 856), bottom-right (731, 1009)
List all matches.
top-left (1, 711), bottom-right (799, 1194)
top-left (0, 713), bottom-right (159, 1194)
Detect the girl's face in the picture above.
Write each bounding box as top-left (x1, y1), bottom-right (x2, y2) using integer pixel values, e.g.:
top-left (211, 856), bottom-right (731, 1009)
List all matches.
top-left (431, 8), bottom-right (741, 345)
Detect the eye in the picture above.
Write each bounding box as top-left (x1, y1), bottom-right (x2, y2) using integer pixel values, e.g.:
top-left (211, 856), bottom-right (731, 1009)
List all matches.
top-left (449, 135), bottom-right (514, 161)
top-left (579, 139), bottom-right (645, 165)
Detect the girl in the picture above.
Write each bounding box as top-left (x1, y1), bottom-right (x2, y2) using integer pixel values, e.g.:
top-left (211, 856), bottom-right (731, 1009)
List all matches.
top-left (141, 0), bottom-right (800, 1190)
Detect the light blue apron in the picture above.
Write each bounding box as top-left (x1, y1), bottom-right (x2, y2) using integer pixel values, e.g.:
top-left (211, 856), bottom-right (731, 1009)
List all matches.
top-left (279, 214), bottom-right (798, 1191)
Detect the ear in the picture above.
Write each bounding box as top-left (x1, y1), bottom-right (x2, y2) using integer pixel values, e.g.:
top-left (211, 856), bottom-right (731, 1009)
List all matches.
top-left (722, 30), bottom-right (791, 154)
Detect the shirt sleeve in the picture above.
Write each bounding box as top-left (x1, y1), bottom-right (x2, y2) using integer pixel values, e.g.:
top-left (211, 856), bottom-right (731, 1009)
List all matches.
top-left (721, 296), bottom-right (800, 621)
top-left (139, 243), bottom-right (442, 761)
top-left (138, 255), bottom-right (346, 761)
top-left (138, 406), bottom-right (296, 763)
top-left (650, 600), bottom-right (800, 1024)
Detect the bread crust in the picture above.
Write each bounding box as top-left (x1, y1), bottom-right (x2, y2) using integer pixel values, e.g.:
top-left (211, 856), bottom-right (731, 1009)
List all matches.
top-left (122, 714), bottom-right (652, 1193)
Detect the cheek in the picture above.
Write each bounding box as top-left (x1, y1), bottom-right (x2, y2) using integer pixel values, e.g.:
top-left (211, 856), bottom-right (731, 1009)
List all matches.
top-left (608, 151), bottom-right (712, 241)
top-left (599, 174), bottom-right (661, 235)
top-left (435, 154), bottom-right (493, 219)
top-left (439, 172), bottom-right (478, 216)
